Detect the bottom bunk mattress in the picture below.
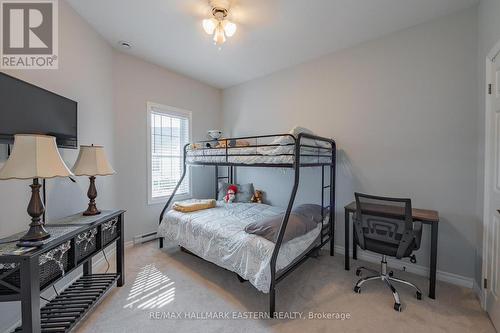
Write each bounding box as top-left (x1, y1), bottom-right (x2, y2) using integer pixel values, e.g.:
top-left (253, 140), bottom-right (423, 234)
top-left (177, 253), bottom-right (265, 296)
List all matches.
top-left (158, 202), bottom-right (321, 293)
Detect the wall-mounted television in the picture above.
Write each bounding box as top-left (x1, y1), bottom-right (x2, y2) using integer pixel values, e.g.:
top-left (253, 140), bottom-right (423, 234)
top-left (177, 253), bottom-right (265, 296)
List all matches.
top-left (0, 73), bottom-right (78, 149)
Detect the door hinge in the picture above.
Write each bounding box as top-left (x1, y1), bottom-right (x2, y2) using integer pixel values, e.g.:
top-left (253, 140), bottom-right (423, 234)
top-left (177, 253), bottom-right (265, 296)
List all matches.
top-left (484, 278), bottom-right (488, 289)
top-left (489, 84), bottom-right (493, 95)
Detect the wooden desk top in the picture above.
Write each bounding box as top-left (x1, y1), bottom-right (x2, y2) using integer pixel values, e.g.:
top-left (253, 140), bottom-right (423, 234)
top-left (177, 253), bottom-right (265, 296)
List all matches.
top-left (344, 201), bottom-right (439, 223)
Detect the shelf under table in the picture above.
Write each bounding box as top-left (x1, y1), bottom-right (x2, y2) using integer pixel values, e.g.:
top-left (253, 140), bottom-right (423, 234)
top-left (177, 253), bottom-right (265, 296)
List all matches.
top-left (14, 273), bottom-right (119, 333)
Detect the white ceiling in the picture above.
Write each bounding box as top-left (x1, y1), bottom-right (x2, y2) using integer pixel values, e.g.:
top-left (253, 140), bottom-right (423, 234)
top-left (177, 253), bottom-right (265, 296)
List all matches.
top-left (67, 0), bottom-right (478, 88)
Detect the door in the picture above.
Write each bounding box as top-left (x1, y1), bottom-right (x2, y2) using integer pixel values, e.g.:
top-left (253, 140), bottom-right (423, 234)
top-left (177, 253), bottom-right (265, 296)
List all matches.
top-left (484, 56), bottom-right (500, 329)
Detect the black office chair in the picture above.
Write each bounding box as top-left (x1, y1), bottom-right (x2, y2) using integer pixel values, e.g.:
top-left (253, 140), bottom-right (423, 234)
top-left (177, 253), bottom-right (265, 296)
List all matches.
top-left (352, 193), bottom-right (423, 312)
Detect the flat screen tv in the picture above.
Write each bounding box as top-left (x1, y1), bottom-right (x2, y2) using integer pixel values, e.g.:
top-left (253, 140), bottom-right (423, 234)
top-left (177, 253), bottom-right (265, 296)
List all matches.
top-left (0, 73), bottom-right (77, 149)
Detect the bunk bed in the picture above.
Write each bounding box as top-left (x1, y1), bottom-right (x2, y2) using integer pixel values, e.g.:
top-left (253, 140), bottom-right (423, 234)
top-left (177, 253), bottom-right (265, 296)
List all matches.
top-left (157, 132), bottom-right (336, 317)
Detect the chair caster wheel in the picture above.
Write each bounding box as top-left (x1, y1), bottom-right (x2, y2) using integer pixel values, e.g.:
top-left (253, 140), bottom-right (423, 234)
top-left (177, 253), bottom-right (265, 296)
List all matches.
top-left (354, 286), bottom-right (361, 293)
top-left (356, 269), bottom-right (362, 276)
top-left (394, 303), bottom-right (402, 312)
top-left (416, 291), bottom-right (422, 300)
top-left (389, 271), bottom-right (394, 277)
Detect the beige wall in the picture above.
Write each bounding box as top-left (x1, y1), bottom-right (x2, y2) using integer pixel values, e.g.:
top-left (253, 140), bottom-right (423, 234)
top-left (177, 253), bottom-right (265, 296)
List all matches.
top-left (112, 52), bottom-right (222, 241)
top-left (223, 8), bottom-right (479, 279)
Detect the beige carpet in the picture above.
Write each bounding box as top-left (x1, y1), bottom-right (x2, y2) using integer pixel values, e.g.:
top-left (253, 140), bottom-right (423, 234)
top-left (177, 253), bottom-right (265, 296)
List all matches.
top-left (75, 242), bottom-right (495, 333)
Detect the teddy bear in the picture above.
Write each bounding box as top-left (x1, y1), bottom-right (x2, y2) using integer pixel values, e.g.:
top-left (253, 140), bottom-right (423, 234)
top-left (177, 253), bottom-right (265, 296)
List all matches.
top-left (216, 138), bottom-right (231, 148)
top-left (216, 138), bottom-right (251, 148)
top-left (251, 190), bottom-right (264, 204)
top-left (223, 184), bottom-right (238, 203)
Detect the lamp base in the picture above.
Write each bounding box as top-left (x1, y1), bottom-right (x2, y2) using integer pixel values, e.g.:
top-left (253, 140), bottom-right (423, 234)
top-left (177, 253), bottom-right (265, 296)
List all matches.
top-left (83, 176), bottom-right (101, 216)
top-left (19, 225), bottom-right (50, 242)
top-left (17, 240), bottom-right (44, 248)
top-left (83, 207), bottom-right (101, 216)
top-left (17, 179), bottom-right (50, 247)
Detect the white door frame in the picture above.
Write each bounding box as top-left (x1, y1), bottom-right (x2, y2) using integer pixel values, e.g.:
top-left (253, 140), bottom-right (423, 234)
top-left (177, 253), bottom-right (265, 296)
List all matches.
top-left (482, 39), bottom-right (500, 309)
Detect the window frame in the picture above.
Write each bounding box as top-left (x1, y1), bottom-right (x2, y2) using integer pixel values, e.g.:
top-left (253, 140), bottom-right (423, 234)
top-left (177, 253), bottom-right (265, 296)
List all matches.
top-left (146, 102), bottom-right (193, 205)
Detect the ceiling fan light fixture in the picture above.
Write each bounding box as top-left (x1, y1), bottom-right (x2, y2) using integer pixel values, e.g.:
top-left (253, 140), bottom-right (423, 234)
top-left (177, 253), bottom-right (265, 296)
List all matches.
top-left (213, 24), bottom-right (226, 45)
top-left (202, 3), bottom-right (236, 46)
top-left (202, 18), bottom-right (217, 35)
top-left (223, 20), bottom-right (237, 37)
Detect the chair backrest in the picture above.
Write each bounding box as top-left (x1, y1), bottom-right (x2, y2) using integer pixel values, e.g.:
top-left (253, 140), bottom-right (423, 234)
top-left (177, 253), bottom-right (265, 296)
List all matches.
top-left (354, 192), bottom-right (414, 259)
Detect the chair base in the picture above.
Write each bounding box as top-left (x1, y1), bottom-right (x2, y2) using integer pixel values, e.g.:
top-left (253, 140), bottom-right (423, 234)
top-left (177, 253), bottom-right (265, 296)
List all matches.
top-left (353, 256), bottom-right (422, 312)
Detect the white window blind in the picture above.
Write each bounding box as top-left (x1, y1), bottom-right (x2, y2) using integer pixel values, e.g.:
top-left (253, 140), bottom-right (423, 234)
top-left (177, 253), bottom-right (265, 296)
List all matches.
top-left (149, 106), bottom-right (190, 201)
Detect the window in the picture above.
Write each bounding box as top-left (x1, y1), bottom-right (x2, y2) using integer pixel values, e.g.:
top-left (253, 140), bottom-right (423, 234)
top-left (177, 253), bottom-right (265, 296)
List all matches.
top-left (147, 102), bottom-right (191, 204)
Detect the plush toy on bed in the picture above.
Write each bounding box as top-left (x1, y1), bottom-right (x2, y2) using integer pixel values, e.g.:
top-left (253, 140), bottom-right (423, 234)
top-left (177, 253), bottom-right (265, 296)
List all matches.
top-left (216, 138), bottom-right (251, 148)
top-left (216, 138), bottom-right (230, 148)
top-left (223, 184), bottom-right (238, 203)
top-left (251, 190), bottom-right (264, 204)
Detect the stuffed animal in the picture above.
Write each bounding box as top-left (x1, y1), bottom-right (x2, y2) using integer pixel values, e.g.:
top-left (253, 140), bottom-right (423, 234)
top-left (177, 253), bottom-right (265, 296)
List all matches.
top-left (223, 184), bottom-right (238, 203)
top-left (216, 139), bottom-right (250, 148)
top-left (216, 138), bottom-right (230, 148)
top-left (251, 190), bottom-right (264, 204)
top-left (235, 140), bottom-right (250, 147)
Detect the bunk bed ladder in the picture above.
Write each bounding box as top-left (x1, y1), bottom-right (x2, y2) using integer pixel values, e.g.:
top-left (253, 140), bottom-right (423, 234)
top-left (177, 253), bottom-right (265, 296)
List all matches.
top-left (330, 148), bottom-right (336, 256)
top-left (214, 166), bottom-right (234, 199)
top-left (320, 164), bottom-right (334, 254)
top-left (321, 166), bottom-right (327, 245)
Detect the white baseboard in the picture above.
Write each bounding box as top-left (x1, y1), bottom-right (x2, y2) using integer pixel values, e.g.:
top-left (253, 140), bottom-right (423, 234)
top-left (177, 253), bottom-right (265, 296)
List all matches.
top-left (4, 240), bottom-right (133, 333)
top-left (333, 245), bottom-right (474, 289)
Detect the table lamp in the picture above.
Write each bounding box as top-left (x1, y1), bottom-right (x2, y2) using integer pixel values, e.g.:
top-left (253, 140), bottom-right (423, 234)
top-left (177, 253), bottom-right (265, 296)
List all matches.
top-left (72, 145), bottom-right (115, 216)
top-left (0, 134), bottom-right (73, 244)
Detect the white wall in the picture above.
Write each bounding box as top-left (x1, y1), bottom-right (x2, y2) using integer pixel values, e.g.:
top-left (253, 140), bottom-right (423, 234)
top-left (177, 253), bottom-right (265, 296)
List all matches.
top-left (112, 52), bottom-right (222, 241)
top-left (475, 0), bottom-right (500, 289)
top-left (0, 1), bottom-right (116, 331)
top-left (223, 8), bottom-right (479, 279)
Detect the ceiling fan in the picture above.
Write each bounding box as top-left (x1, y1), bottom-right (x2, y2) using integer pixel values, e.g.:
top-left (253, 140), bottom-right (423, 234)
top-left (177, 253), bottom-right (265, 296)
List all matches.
top-left (202, 0), bottom-right (237, 46)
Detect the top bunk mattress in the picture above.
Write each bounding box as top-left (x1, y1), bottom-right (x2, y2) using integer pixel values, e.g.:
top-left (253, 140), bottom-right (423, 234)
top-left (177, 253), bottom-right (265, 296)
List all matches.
top-left (158, 202), bottom-right (321, 293)
top-left (186, 145), bottom-right (332, 165)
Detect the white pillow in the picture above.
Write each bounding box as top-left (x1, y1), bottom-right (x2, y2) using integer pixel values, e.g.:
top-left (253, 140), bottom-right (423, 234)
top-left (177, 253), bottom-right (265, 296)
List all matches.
top-left (262, 127), bottom-right (332, 156)
top-left (289, 126), bottom-right (314, 137)
top-left (268, 126), bottom-right (313, 146)
top-left (289, 126), bottom-right (332, 149)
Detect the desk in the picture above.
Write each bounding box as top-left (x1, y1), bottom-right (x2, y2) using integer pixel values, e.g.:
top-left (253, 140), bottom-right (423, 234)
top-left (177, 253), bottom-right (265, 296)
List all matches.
top-left (344, 201), bottom-right (439, 299)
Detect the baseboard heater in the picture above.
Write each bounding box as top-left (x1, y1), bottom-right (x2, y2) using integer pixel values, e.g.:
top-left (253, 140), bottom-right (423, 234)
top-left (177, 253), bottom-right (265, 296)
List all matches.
top-left (133, 231), bottom-right (158, 245)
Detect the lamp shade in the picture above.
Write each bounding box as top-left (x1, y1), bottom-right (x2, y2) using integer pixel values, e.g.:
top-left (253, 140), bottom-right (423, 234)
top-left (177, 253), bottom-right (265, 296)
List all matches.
top-left (72, 145), bottom-right (115, 176)
top-left (0, 134), bottom-right (73, 180)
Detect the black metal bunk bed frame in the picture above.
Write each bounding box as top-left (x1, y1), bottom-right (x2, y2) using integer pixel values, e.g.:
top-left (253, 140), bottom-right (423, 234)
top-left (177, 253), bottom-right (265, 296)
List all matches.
top-left (158, 132), bottom-right (336, 317)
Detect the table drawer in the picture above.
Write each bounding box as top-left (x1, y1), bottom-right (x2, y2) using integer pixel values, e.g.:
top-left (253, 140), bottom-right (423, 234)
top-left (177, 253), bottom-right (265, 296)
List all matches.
top-left (102, 217), bottom-right (119, 245)
top-left (75, 227), bottom-right (98, 262)
top-left (0, 241), bottom-right (71, 294)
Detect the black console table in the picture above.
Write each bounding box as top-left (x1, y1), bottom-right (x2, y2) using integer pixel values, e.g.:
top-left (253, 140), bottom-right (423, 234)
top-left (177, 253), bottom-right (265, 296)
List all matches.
top-left (0, 210), bottom-right (125, 333)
